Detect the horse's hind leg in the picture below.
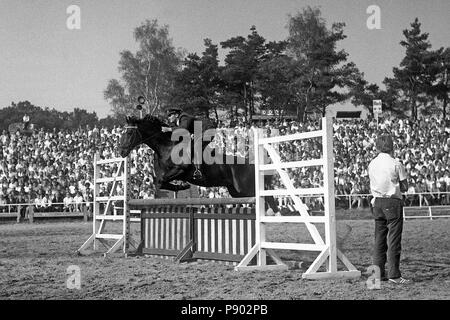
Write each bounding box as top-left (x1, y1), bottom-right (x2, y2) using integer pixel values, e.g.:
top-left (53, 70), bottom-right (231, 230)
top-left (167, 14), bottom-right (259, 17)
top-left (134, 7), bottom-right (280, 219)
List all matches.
top-left (226, 185), bottom-right (241, 198)
top-left (162, 166), bottom-right (185, 182)
top-left (265, 196), bottom-right (281, 215)
top-left (227, 186), bottom-right (281, 216)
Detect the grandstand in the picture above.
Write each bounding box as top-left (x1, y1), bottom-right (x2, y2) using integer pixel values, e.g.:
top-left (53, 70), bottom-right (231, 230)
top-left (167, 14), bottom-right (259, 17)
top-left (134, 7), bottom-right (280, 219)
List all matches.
top-left (1, 116), bottom-right (449, 217)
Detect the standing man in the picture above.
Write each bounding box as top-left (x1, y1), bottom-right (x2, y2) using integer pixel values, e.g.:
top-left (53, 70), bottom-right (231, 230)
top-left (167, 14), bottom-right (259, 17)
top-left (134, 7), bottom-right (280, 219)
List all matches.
top-left (368, 134), bottom-right (410, 284)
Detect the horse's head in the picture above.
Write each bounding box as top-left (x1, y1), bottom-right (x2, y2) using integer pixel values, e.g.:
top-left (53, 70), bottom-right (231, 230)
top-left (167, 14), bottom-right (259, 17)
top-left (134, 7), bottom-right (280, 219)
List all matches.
top-left (118, 115), bottom-right (168, 158)
top-left (119, 116), bottom-right (142, 158)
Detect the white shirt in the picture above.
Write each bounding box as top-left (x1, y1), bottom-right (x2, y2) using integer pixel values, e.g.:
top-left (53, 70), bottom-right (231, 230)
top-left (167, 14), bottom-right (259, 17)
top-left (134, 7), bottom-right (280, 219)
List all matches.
top-left (368, 153), bottom-right (407, 200)
top-left (35, 198), bottom-right (43, 207)
top-left (64, 196), bottom-right (73, 206)
top-left (407, 185), bottom-right (416, 194)
top-left (74, 195), bottom-right (84, 204)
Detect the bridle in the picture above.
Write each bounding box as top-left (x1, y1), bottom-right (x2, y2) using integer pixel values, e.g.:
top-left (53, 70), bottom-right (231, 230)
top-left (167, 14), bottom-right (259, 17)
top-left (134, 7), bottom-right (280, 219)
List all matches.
top-left (123, 124), bottom-right (162, 147)
top-left (123, 125), bottom-right (143, 146)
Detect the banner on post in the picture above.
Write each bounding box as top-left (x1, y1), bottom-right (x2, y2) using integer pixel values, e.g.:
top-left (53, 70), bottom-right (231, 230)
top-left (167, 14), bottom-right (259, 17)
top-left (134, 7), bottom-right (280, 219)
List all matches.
top-left (373, 100), bottom-right (382, 119)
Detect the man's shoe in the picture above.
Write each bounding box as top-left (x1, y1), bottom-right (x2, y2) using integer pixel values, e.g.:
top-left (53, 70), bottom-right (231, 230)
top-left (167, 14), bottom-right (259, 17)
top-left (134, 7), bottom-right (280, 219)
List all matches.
top-left (388, 277), bottom-right (410, 284)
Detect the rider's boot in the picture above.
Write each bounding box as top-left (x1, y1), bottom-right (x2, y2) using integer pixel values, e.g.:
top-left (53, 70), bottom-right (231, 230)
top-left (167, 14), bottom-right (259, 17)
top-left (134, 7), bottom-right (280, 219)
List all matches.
top-left (192, 136), bottom-right (203, 180)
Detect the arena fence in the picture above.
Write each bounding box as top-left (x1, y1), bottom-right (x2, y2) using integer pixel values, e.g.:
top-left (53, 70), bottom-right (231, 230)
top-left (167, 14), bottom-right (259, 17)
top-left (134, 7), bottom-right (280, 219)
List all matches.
top-left (0, 202), bottom-right (93, 223)
top-left (276, 191), bottom-right (450, 210)
top-left (2, 191), bottom-right (449, 223)
top-left (403, 205), bottom-right (450, 220)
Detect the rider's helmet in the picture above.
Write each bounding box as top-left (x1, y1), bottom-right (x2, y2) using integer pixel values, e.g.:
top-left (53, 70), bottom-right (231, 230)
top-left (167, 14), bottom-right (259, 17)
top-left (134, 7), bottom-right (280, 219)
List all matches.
top-left (167, 107), bottom-right (182, 116)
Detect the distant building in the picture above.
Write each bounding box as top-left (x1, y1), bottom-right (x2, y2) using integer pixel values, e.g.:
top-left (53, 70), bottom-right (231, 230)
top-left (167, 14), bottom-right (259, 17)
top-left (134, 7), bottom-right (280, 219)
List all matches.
top-left (251, 114), bottom-right (296, 122)
top-left (251, 109), bottom-right (297, 124)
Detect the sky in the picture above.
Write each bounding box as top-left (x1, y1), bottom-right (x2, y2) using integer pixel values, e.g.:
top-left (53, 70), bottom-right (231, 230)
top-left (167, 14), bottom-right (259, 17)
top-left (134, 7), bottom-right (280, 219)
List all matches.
top-left (0, 0), bottom-right (449, 119)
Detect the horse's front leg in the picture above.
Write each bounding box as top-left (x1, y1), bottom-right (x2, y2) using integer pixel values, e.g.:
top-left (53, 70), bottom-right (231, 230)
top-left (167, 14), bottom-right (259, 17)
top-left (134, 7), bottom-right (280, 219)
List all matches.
top-left (264, 196), bottom-right (281, 216)
top-left (155, 166), bottom-right (190, 192)
top-left (159, 181), bottom-right (191, 192)
top-left (161, 165), bottom-right (188, 184)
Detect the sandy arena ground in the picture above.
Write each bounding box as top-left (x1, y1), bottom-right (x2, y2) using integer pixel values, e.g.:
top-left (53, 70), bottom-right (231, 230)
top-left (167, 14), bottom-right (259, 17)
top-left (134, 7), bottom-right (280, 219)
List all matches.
top-left (0, 218), bottom-right (449, 300)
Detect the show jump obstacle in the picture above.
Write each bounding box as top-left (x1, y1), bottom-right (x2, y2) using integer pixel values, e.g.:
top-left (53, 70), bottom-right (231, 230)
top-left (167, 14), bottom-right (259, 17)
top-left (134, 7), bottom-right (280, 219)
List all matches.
top-left (129, 197), bottom-right (256, 263)
top-left (78, 116), bottom-right (361, 280)
top-left (235, 116), bottom-right (361, 279)
top-left (77, 155), bottom-right (256, 262)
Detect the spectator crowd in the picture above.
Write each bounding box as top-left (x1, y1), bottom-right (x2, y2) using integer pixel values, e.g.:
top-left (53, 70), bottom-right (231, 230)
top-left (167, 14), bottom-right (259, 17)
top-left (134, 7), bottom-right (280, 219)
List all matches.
top-left (1, 115), bottom-right (449, 215)
top-left (0, 125), bottom-right (156, 214)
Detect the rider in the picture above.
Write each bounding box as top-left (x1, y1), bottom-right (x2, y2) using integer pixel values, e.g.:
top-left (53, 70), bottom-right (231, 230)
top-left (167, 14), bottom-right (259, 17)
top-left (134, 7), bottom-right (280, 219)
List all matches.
top-left (163, 107), bottom-right (215, 180)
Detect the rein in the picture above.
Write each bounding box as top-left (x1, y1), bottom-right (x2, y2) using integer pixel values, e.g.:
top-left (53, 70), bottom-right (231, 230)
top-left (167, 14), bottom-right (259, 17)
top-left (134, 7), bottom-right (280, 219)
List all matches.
top-left (124, 125), bottom-right (165, 147)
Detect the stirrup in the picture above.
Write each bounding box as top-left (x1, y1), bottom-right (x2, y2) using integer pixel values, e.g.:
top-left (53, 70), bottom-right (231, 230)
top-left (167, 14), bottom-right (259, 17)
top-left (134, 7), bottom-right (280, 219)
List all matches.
top-left (193, 169), bottom-right (203, 180)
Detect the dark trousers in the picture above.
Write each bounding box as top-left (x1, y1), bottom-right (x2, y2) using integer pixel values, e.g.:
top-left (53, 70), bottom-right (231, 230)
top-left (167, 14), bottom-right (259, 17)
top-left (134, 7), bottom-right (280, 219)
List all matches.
top-left (372, 197), bottom-right (404, 279)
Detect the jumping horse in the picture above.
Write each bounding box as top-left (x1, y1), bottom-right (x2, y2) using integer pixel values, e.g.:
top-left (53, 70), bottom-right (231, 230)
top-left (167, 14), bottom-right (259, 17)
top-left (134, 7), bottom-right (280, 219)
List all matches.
top-left (118, 115), bottom-right (280, 213)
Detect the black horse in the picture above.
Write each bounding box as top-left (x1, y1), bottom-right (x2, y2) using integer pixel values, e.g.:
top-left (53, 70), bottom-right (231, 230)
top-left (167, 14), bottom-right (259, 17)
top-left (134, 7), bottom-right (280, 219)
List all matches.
top-left (118, 115), bottom-right (280, 213)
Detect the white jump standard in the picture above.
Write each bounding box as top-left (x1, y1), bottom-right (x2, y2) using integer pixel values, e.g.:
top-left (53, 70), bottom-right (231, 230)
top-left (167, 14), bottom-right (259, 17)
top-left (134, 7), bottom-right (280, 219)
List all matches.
top-left (235, 116), bottom-right (361, 280)
top-left (77, 155), bottom-right (138, 256)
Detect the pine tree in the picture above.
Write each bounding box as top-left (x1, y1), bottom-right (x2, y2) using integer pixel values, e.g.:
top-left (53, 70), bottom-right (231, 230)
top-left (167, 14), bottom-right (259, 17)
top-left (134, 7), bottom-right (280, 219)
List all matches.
top-left (220, 26), bottom-right (267, 122)
top-left (171, 39), bottom-right (221, 118)
top-left (433, 47), bottom-right (450, 120)
top-left (385, 18), bottom-right (440, 121)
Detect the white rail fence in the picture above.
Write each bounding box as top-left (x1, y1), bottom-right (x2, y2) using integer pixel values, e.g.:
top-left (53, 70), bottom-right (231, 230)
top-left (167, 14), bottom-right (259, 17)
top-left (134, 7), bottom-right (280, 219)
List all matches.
top-left (2, 192), bottom-right (450, 214)
top-left (0, 201), bottom-right (94, 222)
top-left (0, 201), bottom-right (94, 214)
top-left (275, 192), bottom-right (450, 209)
top-left (402, 205), bottom-right (450, 220)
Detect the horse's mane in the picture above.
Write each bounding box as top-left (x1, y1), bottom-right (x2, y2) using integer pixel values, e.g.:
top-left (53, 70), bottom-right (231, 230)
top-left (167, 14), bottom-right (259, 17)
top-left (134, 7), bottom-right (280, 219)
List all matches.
top-left (127, 115), bottom-right (169, 128)
top-left (143, 114), bottom-right (170, 127)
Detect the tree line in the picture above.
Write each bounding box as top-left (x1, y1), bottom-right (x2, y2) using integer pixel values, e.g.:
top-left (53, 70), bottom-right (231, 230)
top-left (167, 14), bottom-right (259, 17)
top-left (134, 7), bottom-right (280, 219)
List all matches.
top-left (105, 7), bottom-right (449, 123)
top-left (0, 101), bottom-right (117, 132)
